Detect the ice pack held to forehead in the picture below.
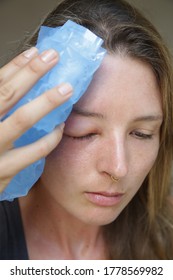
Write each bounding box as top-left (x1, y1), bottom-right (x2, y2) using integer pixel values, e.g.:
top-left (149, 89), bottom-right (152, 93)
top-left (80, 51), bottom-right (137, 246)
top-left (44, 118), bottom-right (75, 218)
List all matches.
top-left (0, 20), bottom-right (107, 201)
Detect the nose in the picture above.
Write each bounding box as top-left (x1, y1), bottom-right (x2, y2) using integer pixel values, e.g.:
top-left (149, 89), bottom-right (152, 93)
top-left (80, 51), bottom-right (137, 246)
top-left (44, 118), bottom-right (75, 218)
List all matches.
top-left (97, 134), bottom-right (129, 179)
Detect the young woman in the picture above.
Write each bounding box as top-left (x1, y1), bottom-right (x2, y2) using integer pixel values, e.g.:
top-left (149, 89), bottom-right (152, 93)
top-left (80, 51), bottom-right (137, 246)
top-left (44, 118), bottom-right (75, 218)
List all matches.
top-left (0, 0), bottom-right (173, 259)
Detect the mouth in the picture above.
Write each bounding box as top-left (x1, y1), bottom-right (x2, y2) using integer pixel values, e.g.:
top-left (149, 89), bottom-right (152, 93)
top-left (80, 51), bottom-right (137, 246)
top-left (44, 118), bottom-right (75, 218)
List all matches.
top-left (85, 191), bottom-right (124, 207)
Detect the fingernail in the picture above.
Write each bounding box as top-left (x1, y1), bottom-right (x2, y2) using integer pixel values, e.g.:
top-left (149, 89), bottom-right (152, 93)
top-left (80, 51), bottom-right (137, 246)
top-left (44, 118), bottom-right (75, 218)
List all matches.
top-left (23, 47), bottom-right (38, 59)
top-left (58, 83), bottom-right (73, 96)
top-left (40, 49), bottom-right (58, 63)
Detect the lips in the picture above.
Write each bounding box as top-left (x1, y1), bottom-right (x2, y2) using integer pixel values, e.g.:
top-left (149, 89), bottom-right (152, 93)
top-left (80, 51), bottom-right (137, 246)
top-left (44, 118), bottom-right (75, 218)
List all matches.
top-left (85, 191), bottom-right (124, 207)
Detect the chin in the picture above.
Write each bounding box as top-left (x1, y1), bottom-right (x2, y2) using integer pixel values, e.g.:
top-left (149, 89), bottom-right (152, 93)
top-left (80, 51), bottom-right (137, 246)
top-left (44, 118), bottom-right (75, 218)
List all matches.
top-left (80, 209), bottom-right (122, 226)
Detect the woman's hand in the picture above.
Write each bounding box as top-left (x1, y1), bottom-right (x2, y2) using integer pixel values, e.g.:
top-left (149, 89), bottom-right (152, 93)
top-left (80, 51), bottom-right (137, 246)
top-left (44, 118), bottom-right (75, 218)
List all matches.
top-left (0, 47), bottom-right (73, 192)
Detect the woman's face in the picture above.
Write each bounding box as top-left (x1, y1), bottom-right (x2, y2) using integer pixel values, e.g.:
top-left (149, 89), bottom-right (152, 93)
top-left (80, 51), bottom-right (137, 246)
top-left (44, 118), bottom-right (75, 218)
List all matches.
top-left (41, 54), bottom-right (163, 226)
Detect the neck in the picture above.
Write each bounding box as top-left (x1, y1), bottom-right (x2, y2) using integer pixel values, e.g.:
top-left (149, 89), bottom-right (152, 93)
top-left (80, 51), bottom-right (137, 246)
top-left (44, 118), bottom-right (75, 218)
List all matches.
top-left (19, 183), bottom-right (108, 259)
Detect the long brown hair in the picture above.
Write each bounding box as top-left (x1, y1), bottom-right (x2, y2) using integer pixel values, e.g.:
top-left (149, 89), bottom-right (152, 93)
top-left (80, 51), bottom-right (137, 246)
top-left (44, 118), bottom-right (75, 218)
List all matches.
top-left (24, 0), bottom-right (173, 259)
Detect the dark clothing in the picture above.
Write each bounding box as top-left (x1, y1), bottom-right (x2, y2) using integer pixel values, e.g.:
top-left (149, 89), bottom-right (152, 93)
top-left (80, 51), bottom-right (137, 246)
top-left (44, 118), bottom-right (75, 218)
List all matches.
top-left (0, 199), bottom-right (29, 260)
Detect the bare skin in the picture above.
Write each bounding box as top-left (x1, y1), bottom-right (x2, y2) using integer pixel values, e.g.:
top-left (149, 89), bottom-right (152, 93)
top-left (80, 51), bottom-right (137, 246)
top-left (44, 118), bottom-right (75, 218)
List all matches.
top-left (0, 47), bottom-right (73, 192)
top-left (19, 185), bottom-right (108, 260)
top-left (19, 54), bottom-right (163, 260)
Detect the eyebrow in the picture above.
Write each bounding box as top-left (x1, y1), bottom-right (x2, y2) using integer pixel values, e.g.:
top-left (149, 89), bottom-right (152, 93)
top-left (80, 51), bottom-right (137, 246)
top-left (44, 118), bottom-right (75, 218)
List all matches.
top-left (72, 107), bottom-right (163, 122)
top-left (72, 107), bottom-right (105, 119)
top-left (133, 115), bottom-right (163, 122)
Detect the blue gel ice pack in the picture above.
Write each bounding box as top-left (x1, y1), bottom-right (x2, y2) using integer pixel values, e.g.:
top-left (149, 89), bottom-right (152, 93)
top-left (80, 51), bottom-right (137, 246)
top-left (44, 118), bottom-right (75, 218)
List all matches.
top-left (0, 20), bottom-right (106, 201)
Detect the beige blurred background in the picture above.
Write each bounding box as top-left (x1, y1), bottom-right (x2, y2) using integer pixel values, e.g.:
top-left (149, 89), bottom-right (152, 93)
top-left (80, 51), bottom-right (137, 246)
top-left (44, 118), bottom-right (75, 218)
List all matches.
top-left (0, 0), bottom-right (173, 66)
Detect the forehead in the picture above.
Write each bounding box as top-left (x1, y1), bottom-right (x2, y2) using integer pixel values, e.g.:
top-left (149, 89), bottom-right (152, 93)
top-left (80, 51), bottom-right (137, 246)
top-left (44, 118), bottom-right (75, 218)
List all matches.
top-left (75, 54), bottom-right (162, 120)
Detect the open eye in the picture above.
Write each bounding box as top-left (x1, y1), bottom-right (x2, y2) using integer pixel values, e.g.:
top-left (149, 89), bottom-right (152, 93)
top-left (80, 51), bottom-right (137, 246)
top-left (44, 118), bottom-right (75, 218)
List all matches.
top-left (130, 131), bottom-right (153, 140)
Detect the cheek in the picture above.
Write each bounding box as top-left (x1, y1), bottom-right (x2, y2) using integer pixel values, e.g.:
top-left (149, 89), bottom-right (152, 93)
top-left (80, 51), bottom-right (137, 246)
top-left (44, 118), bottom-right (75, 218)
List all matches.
top-left (46, 137), bottom-right (91, 174)
top-left (132, 141), bottom-right (160, 184)
top-left (124, 146), bottom-right (160, 204)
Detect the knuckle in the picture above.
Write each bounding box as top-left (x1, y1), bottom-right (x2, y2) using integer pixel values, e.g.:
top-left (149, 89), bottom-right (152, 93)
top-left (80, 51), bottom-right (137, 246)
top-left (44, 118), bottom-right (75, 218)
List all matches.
top-left (12, 55), bottom-right (28, 68)
top-left (0, 83), bottom-right (15, 101)
top-left (13, 107), bottom-right (31, 131)
top-left (37, 141), bottom-right (51, 158)
top-left (45, 90), bottom-right (60, 107)
top-left (27, 58), bottom-right (45, 75)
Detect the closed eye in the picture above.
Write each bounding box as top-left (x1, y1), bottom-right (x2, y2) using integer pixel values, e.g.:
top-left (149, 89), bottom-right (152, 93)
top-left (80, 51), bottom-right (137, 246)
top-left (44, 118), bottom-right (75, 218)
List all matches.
top-left (130, 131), bottom-right (153, 140)
top-left (65, 133), bottom-right (97, 141)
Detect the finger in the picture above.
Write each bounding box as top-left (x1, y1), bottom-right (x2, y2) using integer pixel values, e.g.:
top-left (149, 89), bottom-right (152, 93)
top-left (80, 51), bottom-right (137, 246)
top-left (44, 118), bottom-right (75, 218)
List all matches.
top-left (0, 47), bottom-right (38, 86)
top-left (0, 124), bottom-right (64, 193)
top-left (0, 177), bottom-right (12, 193)
top-left (0, 83), bottom-right (73, 152)
top-left (0, 49), bottom-right (59, 116)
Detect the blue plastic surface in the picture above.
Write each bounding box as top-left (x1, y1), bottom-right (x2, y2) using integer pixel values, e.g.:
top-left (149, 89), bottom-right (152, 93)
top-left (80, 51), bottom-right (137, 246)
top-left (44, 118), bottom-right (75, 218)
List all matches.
top-left (0, 20), bottom-right (106, 201)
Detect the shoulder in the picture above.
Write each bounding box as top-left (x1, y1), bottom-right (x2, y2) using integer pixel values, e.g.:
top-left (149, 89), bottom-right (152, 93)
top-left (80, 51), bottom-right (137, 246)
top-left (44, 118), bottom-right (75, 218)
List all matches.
top-left (0, 200), bottom-right (11, 230)
top-left (0, 199), bottom-right (21, 237)
top-left (0, 199), bottom-right (19, 223)
top-left (0, 199), bottom-right (19, 228)
top-left (0, 201), bottom-right (11, 259)
top-left (0, 199), bottom-right (21, 259)
top-left (0, 199), bottom-right (29, 260)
